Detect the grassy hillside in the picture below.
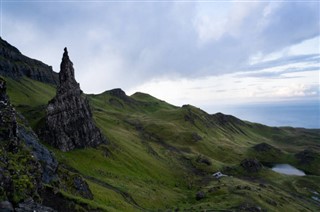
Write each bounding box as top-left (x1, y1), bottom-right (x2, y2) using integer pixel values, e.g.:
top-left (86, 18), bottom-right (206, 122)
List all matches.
top-left (3, 77), bottom-right (320, 211)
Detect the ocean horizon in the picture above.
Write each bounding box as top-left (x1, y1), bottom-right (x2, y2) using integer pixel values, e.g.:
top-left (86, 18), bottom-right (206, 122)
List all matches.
top-left (206, 100), bottom-right (320, 129)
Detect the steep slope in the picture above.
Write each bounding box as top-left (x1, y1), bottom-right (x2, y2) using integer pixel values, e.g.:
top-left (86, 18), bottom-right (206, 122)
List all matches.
top-left (1, 39), bottom-right (319, 211)
top-left (0, 37), bottom-right (58, 85)
top-left (4, 76), bottom-right (319, 211)
top-left (0, 77), bottom-right (54, 210)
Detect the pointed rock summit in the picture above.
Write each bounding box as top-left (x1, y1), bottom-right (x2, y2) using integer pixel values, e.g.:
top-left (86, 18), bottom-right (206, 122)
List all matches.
top-left (58, 48), bottom-right (78, 94)
top-left (42, 48), bottom-right (106, 151)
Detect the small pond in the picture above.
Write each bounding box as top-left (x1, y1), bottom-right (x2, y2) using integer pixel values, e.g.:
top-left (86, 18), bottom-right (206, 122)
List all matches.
top-left (272, 164), bottom-right (306, 176)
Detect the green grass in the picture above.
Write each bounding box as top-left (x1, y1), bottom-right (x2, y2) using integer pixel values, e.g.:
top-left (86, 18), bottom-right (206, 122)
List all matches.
top-left (3, 77), bottom-right (56, 128)
top-left (4, 76), bottom-right (320, 211)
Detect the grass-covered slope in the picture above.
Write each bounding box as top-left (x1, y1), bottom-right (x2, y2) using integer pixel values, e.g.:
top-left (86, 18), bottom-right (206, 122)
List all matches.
top-left (3, 77), bottom-right (320, 211)
top-left (3, 77), bottom-right (56, 129)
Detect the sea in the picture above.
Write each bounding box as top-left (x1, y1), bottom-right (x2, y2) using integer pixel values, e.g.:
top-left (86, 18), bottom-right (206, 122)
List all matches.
top-left (205, 100), bottom-right (320, 129)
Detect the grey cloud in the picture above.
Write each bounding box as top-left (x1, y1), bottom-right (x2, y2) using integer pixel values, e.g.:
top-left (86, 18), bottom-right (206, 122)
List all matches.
top-left (242, 54), bottom-right (319, 72)
top-left (2, 1), bottom-right (319, 93)
top-left (238, 66), bottom-right (319, 78)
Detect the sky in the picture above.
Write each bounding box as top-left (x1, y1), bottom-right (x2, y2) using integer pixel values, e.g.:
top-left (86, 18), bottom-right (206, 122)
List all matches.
top-left (1, 0), bottom-right (320, 127)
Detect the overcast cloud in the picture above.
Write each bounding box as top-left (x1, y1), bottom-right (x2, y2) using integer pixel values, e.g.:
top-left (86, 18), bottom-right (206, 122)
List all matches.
top-left (1, 1), bottom-right (319, 104)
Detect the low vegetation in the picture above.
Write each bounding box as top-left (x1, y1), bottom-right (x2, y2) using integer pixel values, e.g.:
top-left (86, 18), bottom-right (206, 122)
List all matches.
top-left (4, 77), bottom-right (320, 211)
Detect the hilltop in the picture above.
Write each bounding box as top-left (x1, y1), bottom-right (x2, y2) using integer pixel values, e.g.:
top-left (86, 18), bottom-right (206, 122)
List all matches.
top-left (0, 37), bottom-right (319, 211)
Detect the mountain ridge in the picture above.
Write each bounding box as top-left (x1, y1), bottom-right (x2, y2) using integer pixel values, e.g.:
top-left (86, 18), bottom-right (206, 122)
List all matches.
top-left (0, 38), bottom-right (319, 211)
top-left (0, 37), bottom-right (58, 85)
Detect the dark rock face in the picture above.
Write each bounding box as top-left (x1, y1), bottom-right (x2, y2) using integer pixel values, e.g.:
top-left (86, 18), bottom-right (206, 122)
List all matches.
top-left (213, 112), bottom-right (245, 126)
top-left (42, 48), bottom-right (105, 151)
top-left (108, 88), bottom-right (130, 100)
top-left (241, 159), bottom-right (263, 173)
top-left (196, 155), bottom-right (211, 166)
top-left (73, 176), bottom-right (93, 200)
top-left (1, 76), bottom-right (57, 184)
top-left (195, 191), bottom-right (206, 200)
top-left (18, 126), bottom-right (58, 183)
top-left (0, 37), bottom-right (58, 85)
top-left (0, 77), bottom-right (18, 151)
top-left (253, 143), bottom-right (280, 153)
top-left (57, 167), bottom-right (93, 200)
top-left (0, 78), bottom-right (43, 204)
top-left (15, 198), bottom-right (56, 212)
top-left (295, 149), bottom-right (317, 164)
top-left (0, 201), bottom-right (13, 212)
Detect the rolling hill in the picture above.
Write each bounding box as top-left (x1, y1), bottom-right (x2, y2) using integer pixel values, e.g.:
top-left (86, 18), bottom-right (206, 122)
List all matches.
top-left (1, 37), bottom-right (319, 211)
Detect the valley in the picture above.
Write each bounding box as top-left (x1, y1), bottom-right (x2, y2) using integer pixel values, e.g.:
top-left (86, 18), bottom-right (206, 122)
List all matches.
top-left (1, 37), bottom-right (319, 211)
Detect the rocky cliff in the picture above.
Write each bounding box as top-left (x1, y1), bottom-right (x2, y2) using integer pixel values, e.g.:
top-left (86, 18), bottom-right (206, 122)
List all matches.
top-left (0, 76), bottom-right (92, 211)
top-left (0, 77), bottom-right (43, 204)
top-left (42, 48), bottom-right (106, 152)
top-left (0, 37), bottom-right (58, 85)
top-left (0, 77), bottom-right (19, 151)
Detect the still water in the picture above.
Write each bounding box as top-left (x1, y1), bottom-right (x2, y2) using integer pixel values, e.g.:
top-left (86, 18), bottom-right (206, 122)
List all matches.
top-left (272, 164), bottom-right (306, 176)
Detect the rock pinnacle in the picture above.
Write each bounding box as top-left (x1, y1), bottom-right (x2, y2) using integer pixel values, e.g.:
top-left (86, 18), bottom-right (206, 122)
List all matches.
top-left (42, 48), bottom-right (106, 151)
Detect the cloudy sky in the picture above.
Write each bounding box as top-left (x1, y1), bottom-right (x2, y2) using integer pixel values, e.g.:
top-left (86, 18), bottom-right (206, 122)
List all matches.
top-left (1, 0), bottom-right (319, 126)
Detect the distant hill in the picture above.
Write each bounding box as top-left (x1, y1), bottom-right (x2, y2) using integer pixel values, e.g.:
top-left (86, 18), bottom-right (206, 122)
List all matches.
top-left (1, 38), bottom-right (319, 211)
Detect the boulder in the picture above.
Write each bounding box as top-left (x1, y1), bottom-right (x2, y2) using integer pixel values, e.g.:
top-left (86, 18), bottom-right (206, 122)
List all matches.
top-left (0, 201), bottom-right (13, 212)
top-left (241, 159), bottom-right (262, 173)
top-left (73, 176), bottom-right (93, 200)
top-left (15, 198), bottom-right (56, 212)
top-left (295, 149), bottom-right (317, 164)
top-left (253, 143), bottom-right (279, 152)
top-left (195, 191), bottom-right (205, 200)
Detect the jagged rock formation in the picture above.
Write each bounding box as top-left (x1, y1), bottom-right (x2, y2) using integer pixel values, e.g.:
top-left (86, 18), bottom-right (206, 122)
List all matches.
top-left (241, 158), bottom-right (263, 173)
top-left (15, 198), bottom-right (57, 212)
top-left (253, 143), bottom-right (280, 152)
top-left (0, 37), bottom-right (58, 85)
top-left (42, 48), bottom-right (106, 151)
top-left (0, 77), bottom-right (57, 184)
top-left (18, 125), bottom-right (58, 183)
top-left (0, 77), bottom-right (18, 151)
top-left (0, 77), bottom-right (43, 204)
top-left (1, 76), bottom-right (92, 210)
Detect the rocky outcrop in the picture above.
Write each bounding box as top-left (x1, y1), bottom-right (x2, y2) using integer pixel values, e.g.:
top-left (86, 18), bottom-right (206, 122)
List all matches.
top-left (0, 201), bottom-right (14, 211)
top-left (15, 198), bottom-right (56, 212)
top-left (18, 126), bottom-right (58, 183)
top-left (195, 191), bottom-right (206, 200)
top-left (42, 48), bottom-right (106, 152)
top-left (57, 167), bottom-right (93, 200)
top-left (1, 76), bottom-right (57, 184)
top-left (241, 159), bottom-right (263, 173)
top-left (0, 77), bottom-right (19, 151)
top-left (0, 37), bottom-right (58, 85)
top-left (295, 149), bottom-right (317, 164)
top-left (253, 143), bottom-right (281, 153)
top-left (0, 77), bottom-right (43, 204)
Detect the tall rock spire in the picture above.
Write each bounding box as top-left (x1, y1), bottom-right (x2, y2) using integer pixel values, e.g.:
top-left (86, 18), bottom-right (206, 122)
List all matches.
top-left (42, 48), bottom-right (106, 151)
top-left (57, 47), bottom-right (78, 94)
